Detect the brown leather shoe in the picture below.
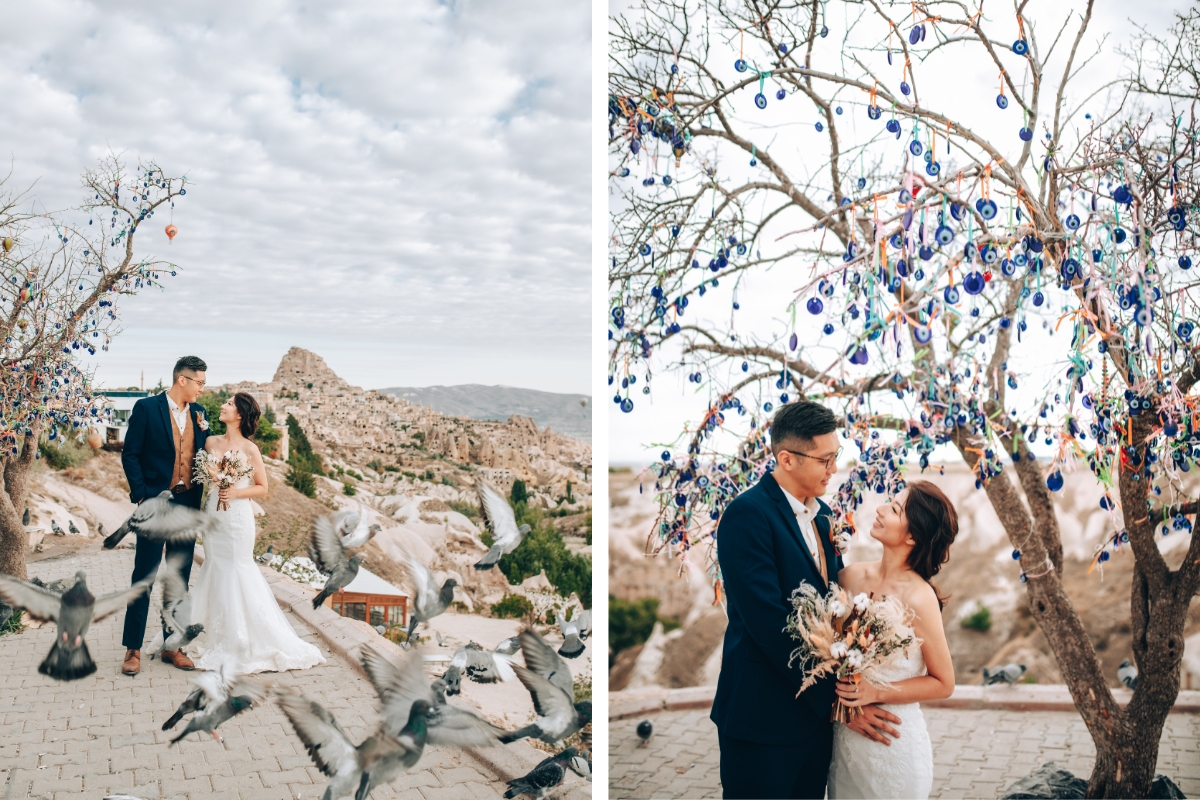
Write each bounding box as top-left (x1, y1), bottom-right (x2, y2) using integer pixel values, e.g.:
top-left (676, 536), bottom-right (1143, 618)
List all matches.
top-left (122, 649), bottom-right (141, 676)
top-left (160, 650), bottom-right (195, 670)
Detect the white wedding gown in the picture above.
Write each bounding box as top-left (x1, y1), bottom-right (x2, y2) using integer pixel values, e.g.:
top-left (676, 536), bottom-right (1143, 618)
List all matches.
top-left (155, 468), bottom-right (325, 674)
top-left (827, 638), bottom-right (934, 799)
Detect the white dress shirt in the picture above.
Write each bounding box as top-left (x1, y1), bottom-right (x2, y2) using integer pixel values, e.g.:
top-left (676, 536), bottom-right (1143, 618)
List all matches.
top-left (779, 485), bottom-right (822, 563)
top-left (164, 392), bottom-right (188, 435)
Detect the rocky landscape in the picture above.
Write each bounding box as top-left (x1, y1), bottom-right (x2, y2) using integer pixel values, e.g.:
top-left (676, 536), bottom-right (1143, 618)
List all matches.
top-left (382, 384), bottom-right (592, 443)
top-left (609, 463), bottom-right (1200, 693)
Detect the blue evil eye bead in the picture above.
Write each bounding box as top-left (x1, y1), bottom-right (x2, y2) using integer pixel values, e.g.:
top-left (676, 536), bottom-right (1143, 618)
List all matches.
top-left (1032, 290), bottom-right (1044, 306)
top-left (1167, 207), bottom-right (1186, 231)
top-left (896, 258), bottom-right (908, 277)
top-left (736, 243), bottom-right (747, 255)
top-left (815, 121), bottom-right (823, 131)
top-left (735, 59), bottom-right (748, 72)
top-left (764, 402), bottom-right (773, 412)
top-left (997, 94), bottom-right (1008, 109)
top-left (1013, 39), bottom-right (1029, 55)
top-left (950, 202), bottom-right (967, 221)
top-left (1061, 258), bottom-right (1080, 279)
top-left (978, 199), bottom-right (998, 220)
top-left (1113, 185), bottom-right (1133, 204)
top-left (981, 245), bottom-right (999, 264)
top-left (662, 175), bottom-right (673, 186)
top-left (886, 119), bottom-right (901, 135)
top-left (630, 139), bottom-right (641, 154)
top-left (962, 271), bottom-right (986, 295)
top-left (1180, 256), bottom-right (1193, 270)
top-left (944, 285), bottom-right (960, 304)
top-left (1135, 307), bottom-right (1152, 327)
top-left (1012, 549), bottom-right (1021, 560)
top-left (909, 140), bottom-right (923, 156)
top-left (750, 158), bottom-right (758, 166)
top-left (1001, 258), bottom-right (1016, 277)
top-left (913, 268), bottom-right (924, 280)
top-left (1065, 214), bottom-right (1080, 230)
top-left (618, 167), bottom-right (630, 177)
top-left (742, 361), bottom-right (749, 372)
top-left (662, 451), bottom-right (671, 461)
top-left (823, 323), bottom-right (834, 335)
top-left (670, 225), bottom-right (680, 236)
top-left (848, 345), bottom-right (869, 365)
top-left (1020, 573), bottom-right (1027, 583)
top-left (777, 88), bottom-right (787, 100)
top-left (890, 232), bottom-right (904, 249)
top-left (620, 398), bottom-right (634, 413)
top-left (909, 26), bottom-right (920, 45)
top-left (926, 161), bottom-right (940, 176)
top-left (1019, 127), bottom-right (1033, 141)
top-left (1000, 317), bottom-right (1012, 329)
top-left (755, 93), bottom-right (768, 109)
top-left (1178, 321), bottom-right (1195, 341)
top-left (1113, 227), bottom-right (1126, 243)
top-left (779, 43), bottom-right (789, 53)
top-left (789, 333), bottom-right (798, 350)
top-left (900, 81), bottom-right (911, 96)
top-left (671, 64), bottom-right (678, 73)
top-left (919, 245), bottom-right (933, 260)
top-left (857, 177), bottom-right (867, 190)
top-left (835, 106), bottom-right (843, 115)
top-left (1046, 470), bottom-right (1064, 491)
top-left (1027, 237), bottom-right (1044, 253)
top-left (639, 243), bottom-right (652, 256)
top-left (913, 324), bottom-right (933, 344)
top-left (935, 225), bottom-right (954, 246)
top-left (807, 297), bottom-right (824, 314)
top-left (820, 25), bottom-right (829, 37)
top-left (1092, 249), bottom-right (1102, 262)
top-left (867, 105), bottom-right (882, 120)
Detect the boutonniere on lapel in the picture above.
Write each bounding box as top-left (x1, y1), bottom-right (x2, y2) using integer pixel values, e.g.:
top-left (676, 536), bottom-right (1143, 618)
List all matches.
top-left (195, 408), bottom-right (210, 432)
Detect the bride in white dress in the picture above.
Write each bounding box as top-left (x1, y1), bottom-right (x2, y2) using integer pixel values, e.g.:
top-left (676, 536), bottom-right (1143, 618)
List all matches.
top-left (827, 480), bottom-right (960, 799)
top-left (171, 392), bottom-right (324, 674)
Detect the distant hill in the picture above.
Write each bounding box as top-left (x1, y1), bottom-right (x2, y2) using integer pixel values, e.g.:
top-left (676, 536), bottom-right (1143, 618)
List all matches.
top-left (380, 384), bottom-right (591, 442)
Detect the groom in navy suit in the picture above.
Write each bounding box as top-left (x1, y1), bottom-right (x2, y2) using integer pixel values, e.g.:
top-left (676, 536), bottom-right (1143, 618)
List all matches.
top-left (118, 355), bottom-right (210, 676)
top-left (711, 400), bottom-right (900, 799)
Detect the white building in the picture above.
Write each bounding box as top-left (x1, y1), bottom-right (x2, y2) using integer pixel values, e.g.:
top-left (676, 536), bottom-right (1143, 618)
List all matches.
top-left (98, 390), bottom-right (152, 448)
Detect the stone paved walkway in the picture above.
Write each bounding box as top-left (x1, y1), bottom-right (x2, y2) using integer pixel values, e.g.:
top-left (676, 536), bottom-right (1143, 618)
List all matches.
top-left (609, 706), bottom-right (1200, 799)
top-left (0, 548), bottom-right (583, 800)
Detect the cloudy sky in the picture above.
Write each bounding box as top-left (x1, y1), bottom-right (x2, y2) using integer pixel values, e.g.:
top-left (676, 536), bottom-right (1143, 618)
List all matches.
top-left (0, 0), bottom-right (590, 394)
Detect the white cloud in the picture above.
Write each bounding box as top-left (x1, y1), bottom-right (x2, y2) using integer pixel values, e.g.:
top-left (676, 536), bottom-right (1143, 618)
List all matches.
top-left (0, 0), bottom-right (590, 392)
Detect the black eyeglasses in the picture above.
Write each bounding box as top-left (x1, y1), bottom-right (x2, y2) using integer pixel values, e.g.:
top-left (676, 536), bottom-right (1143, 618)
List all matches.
top-left (779, 447), bottom-right (842, 470)
top-left (181, 375), bottom-right (207, 388)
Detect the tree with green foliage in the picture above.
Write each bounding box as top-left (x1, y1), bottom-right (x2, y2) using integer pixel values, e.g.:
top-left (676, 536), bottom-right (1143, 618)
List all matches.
top-left (609, 596), bottom-right (680, 666)
top-left (286, 414), bottom-right (322, 475)
top-left (254, 418), bottom-right (281, 457)
top-left (197, 390), bottom-right (230, 436)
top-left (510, 479), bottom-right (529, 505)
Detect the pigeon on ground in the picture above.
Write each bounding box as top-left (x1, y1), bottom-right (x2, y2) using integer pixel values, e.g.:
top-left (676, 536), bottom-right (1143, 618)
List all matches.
top-left (153, 555), bottom-right (203, 656)
top-left (441, 665), bottom-right (462, 696)
top-left (169, 667), bottom-right (266, 745)
top-left (30, 576), bottom-right (72, 595)
top-left (256, 545), bottom-right (274, 565)
top-left (576, 609), bottom-right (591, 640)
top-left (982, 663), bottom-right (1027, 686)
top-left (503, 747), bottom-right (584, 799)
top-left (1119, 659), bottom-right (1138, 689)
top-left (396, 548), bottom-right (457, 645)
top-left (22, 508), bottom-right (30, 526)
top-left (277, 691), bottom-right (431, 800)
top-left (51, 520), bottom-right (65, 535)
top-left (636, 720), bottom-right (653, 747)
top-left (474, 481), bottom-right (530, 570)
top-left (569, 749), bottom-right (592, 782)
top-left (0, 571), bottom-right (151, 680)
top-left (430, 678), bottom-right (449, 705)
top-left (496, 636), bottom-right (521, 656)
top-left (308, 513), bottom-right (366, 610)
top-left (68, 521), bottom-right (81, 535)
top-left (103, 491), bottom-right (220, 550)
top-left (500, 630), bottom-right (591, 745)
top-left (558, 613), bottom-right (585, 659)
top-left (360, 646), bottom-right (507, 746)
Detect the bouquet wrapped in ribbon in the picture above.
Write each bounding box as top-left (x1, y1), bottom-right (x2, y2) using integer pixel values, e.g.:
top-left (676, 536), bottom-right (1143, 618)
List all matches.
top-left (785, 582), bottom-right (915, 723)
top-left (193, 449), bottom-right (254, 511)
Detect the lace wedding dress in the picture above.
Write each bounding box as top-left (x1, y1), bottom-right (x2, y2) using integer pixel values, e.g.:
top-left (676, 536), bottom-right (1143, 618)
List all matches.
top-left (827, 635), bottom-right (934, 799)
top-left (155, 466), bottom-right (325, 673)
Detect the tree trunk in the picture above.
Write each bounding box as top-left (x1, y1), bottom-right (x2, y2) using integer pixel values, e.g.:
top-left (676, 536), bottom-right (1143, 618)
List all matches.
top-left (0, 431), bottom-right (37, 581)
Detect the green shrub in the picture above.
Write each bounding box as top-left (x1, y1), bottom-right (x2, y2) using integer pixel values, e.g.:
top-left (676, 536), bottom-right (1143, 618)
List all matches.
top-left (961, 602), bottom-right (992, 632)
top-left (424, 469), bottom-right (435, 480)
top-left (38, 431), bottom-right (91, 470)
top-left (286, 468), bottom-right (316, 498)
top-left (343, 481), bottom-right (357, 496)
top-left (447, 500), bottom-right (480, 519)
top-left (253, 417), bottom-right (281, 456)
top-left (491, 594), bottom-right (533, 619)
top-left (384, 465), bottom-right (399, 473)
top-left (0, 607), bottom-right (23, 637)
top-left (367, 459), bottom-right (383, 472)
top-left (609, 595), bottom-right (680, 660)
top-left (286, 414), bottom-right (323, 475)
top-left (510, 479), bottom-right (530, 504)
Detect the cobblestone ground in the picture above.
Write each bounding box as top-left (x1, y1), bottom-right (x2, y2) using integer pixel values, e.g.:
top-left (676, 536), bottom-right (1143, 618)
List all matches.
top-left (0, 549), bottom-right (546, 800)
top-left (610, 707), bottom-right (1200, 799)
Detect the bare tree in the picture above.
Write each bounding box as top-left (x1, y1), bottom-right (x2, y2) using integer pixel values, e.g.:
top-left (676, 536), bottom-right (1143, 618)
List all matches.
top-left (0, 155), bottom-right (188, 580)
top-left (609, 2), bottom-right (1199, 796)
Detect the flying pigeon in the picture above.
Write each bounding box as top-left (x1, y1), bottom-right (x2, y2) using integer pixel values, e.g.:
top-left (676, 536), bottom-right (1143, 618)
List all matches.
top-left (395, 548), bottom-right (457, 645)
top-left (22, 508), bottom-right (30, 526)
top-left (309, 513), bottom-right (366, 610)
top-left (103, 491), bottom-right (220, 550)
top-left (474, 481), bottom-right (530, 570)
top-left (982, 663), bottom-right (1027, 686)
top-left (332, 508), bottom-right (382, 550)
top-left (441, 665), bottom-right (462, 696)
top-left (51, 520), bottom-right (65, 535)
top-left (503, 747), bottom-right (583, 799)
top-left (435, 630), bottom-right (447, 648)
top-left (0, 571), bottom-right (151, 680)
top-left (153, 554), bottom-right (203, 656)
top-left (636, 720), bottom-right (653, 747)
top-left (277, 691), bottom-right (431, 800)
top-left (1118, 659), bottom-right (1138, 690)
top-left (495, 636), bottom-right (521, 656)
top-left (169, 667), bottom-right (266, 745)
top-left (68, 521), bottom-right (81, 535)
top-left (500, 630), bottom-right (591, 745)
top-left (558, 613), bottom-right (585, 659)
top-left (256, 544), bottom-right (274, 565)
top-left (576, 609), bottom-right (591, 640)
top-left (360, 646), bottom-right (507, 747)
top-left (162, 683), bottom-right (208, 731)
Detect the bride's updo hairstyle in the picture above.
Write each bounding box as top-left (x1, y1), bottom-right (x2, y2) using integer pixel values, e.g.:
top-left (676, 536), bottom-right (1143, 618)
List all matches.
top-left (903, 480), bottom-right (959, 609)
top-left (232, 392), bottom-right (261, 438)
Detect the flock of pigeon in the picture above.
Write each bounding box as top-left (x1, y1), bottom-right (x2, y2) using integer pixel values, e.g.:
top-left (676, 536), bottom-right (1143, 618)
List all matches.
top-left (0, 480), bottom-right (592, 798)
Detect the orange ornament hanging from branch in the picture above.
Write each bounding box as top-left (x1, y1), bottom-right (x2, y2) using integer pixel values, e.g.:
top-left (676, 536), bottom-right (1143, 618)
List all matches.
top-left (165, 224), bottom-right (178, 242)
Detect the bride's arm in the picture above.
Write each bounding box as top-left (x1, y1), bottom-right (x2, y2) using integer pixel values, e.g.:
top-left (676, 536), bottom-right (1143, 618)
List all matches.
top-left (228, 446), bottom-right (269, 500)
top-left (836, 583), bottom-right (955, 707)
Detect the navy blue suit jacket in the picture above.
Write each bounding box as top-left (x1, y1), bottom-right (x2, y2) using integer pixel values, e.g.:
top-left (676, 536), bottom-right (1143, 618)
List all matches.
top-left (710, 471), bottom-right (844, 745)
top-left (121, 393), bottom-right (209, 504)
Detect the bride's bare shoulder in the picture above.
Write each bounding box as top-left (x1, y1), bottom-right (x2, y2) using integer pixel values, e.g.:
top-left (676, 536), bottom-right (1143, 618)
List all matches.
top-left (837, 561), bottom-right (873, 592)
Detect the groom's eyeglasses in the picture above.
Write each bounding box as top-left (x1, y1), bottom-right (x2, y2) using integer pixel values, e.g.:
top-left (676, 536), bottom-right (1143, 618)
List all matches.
top-left (181, 375), bottom-right (207, 388)
top-left (779, 447), bottom-right (842, 470)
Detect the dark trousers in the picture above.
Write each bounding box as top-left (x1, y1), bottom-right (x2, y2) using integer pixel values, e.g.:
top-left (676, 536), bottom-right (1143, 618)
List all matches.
top-left (719, 730), bottom-right (833, 800)
top-left (120, 490), bottom-right (200, 650)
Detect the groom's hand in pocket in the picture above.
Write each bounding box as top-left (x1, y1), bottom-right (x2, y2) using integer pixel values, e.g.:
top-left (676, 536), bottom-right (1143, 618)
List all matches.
top-left (845, 705), bottom-right (901, 745)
